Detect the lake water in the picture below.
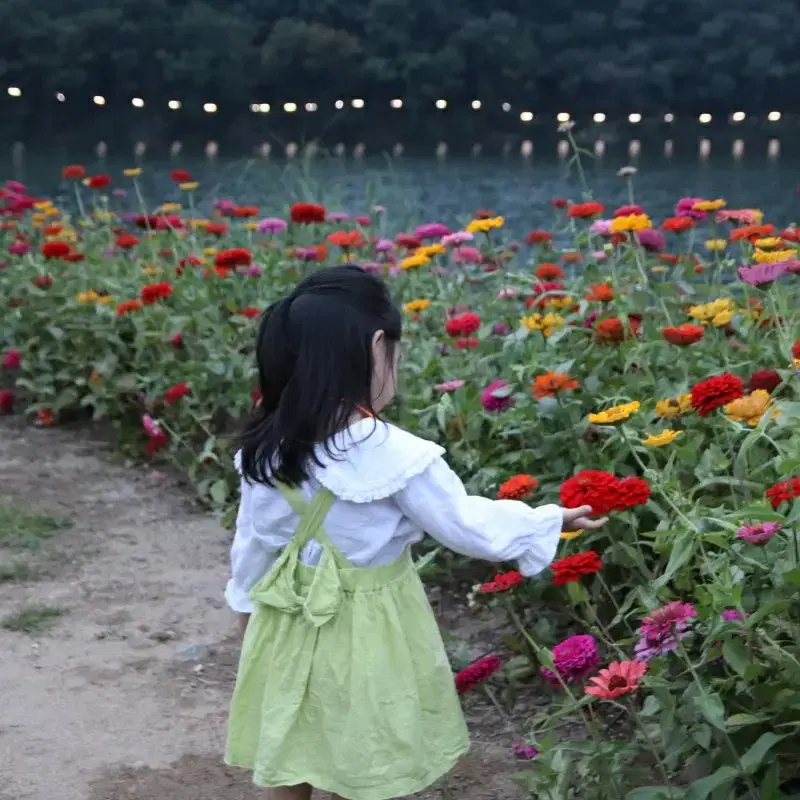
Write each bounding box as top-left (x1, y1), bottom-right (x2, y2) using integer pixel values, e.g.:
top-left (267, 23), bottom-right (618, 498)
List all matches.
top-left (3, 137), bottom-right (798, 236)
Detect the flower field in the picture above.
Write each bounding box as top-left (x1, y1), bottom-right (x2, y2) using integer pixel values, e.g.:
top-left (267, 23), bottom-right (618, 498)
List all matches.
top-left (2, 157), bottom-right (800, 798)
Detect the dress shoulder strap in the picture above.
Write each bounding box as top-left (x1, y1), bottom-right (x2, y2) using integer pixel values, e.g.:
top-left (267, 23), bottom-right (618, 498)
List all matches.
top-left (275, 484), bottom-right (351, 569)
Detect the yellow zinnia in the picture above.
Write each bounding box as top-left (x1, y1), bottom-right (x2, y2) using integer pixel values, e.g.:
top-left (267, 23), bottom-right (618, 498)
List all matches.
top-left (704, 239), bottom-right (727, 251)
top-left (688, 298), bottom-right (734, 324)
top-left (93, 210), bottom-right (114, 223)
top-left (560, 529), bottom-right (584, 541)
top-left (203, 247), bottom-right (218, 256)
top-left (44, 207), bottom-right (61, 217)
top-left (547, 295), bottom-right (574, 310)
top-left (588, 401), bottom-right (640, 425)
top-left (655, 394), bottom-right (693, 419)
top-left (180, 181), bottom-right (200, 191)
top-left (191, 219), bottom-right (211, 229)
top-left (159, 203), bottom-right (183, 213)
top-left (711, 309), bottom-right (734, 327)
top-left (753, 248), bottom-right (797, 264)
top-left (34, 200), bottom-right (53, 210)
top-left (124, 168), bottom-right (143, 177)
top-left (417, 243), bottom-right (446, 258)
top-left (643, 430), bottom-right (683, 447)
top-left (609, 214), bottom-right (652, 233)
top-left (142, 266), bottom-right (161, 276)
top-left (754, 237), bottom-right (781, 248)
top-left (651, 265), bottom-right (668, 274)
top-left (466, 216), bottom-right (505, 234)
top-left (400, 253), bottom-right (431, 271)
top-left (244, 221), bottom-right (260, 231)
top-left (403, 298), bottom-right (431, 313)
top-left (723, 390), bottom-right (779, 426)
top-left (693, 199), bottom-right (726, 212)
top-left (76, 290), bottom-right (99, 304)
top-left (520, 313), bottom-right (564, 337)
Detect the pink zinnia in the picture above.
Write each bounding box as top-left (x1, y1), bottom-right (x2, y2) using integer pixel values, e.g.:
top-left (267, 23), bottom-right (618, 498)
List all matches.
top-left (8, 241), bottom-right (30, 256)
top-left (737, 521), bottom-right (782, 545)
top-left (496, 288), bottom-right (519, 300)
top-left (492, 322), bottom-right (511, 336)
top-left (541, 634), bottom-right (599, 685)
top-left (434, 379), bottom-right (465, 392)
top-left (360, 262), bottom-right (384, 274)
top-left (635, 601), bottom-right (697, 661)
top-left (636, 229), bottom-right (665, 252)
top-left (738, 262), bottom-right (789, 286)
top-left (415, 222), bottom-right (450, 239)
top-left (481, 379), bottom-right (514, 413)
top-left (452, 246), bottom-right (482, 265)
top-left (675, 197), bottom-right (708, 221)
top-left (257, 217), bottom-right (288, 234)
top-left (590, 219), bottom-right (613, 236)
top-left (327, 211), bottom-right (349, 223)
top-left (214, 199), bottom-right (238, 215)
top-left (141, 414), bottom-right (163, 439)
top-left (375, 238), bottom-right (394, 253)
top-left (355, 215), bottom-right (371, 226)
top-left (441, 231), bottom-right (474, 247)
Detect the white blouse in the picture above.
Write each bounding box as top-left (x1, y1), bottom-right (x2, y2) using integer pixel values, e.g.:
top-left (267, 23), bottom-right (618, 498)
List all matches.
top-left (225, 418), bottom-right (564, 613)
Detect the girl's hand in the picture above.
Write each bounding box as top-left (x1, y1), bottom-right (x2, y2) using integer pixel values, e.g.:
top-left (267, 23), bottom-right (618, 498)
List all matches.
top-left (236, 613), bottom-right (251, 639)
top-left (561, 505), bottom-right (608, 532)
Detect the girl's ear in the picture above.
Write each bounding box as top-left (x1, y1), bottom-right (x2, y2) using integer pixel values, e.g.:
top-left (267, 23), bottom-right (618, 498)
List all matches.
top-left (371, 329), bottom-right (385, 353)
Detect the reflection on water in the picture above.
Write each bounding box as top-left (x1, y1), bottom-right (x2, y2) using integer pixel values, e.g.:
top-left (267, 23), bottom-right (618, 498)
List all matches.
top-left (4, 137), bottom-right (798, 231)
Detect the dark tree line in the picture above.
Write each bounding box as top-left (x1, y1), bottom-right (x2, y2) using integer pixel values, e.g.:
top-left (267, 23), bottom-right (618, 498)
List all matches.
top-left (0, 0), bottom-right (798, 123)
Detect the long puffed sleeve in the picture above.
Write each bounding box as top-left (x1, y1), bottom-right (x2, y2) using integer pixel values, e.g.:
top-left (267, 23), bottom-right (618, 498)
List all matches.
top-left (393, 458), bottom-right (563, 576)
top-left (224, 477), bottom-right (291, 613)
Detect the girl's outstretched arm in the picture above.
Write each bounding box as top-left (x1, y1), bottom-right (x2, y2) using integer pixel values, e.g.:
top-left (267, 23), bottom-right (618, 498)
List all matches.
top-left (394, 458), bottom-right (605, 576)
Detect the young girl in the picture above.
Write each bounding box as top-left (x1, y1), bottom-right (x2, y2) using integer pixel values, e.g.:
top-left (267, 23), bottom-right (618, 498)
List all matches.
top-left (225, 265), bottom-right (605, 800)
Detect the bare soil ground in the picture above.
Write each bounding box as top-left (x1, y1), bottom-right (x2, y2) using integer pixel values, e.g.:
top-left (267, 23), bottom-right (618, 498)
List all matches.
top-left (0, 420), bottom-right (528, 800)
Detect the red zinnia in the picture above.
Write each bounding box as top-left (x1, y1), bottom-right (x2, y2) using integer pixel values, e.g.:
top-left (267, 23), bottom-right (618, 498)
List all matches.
top-left (446, 312), bottom-right (481, 337)
top-left (551, 551), bottom-right (603, 586)
top-left (594, 317), bottom-right (639, 344)
top-left (585, 283), bottom-right (614, 303)
top-left (792, 339), bottom-right (800, 360)
top-left (691, 373), bottom-right (744, 416)
top-left (164, 382), bottom-right (191, 405)
top-left (205, 221), bottom-right (229, 237)
top-left (116, 299), bottom-right (142, 316)
top-left (560, 470), bottom-right (650, 515)
top-left (395, 233), bottom-right (422, 250)
top-left (526, 230), bottom-right (553, 245)
top-left (662, 324), bottom-right (705, 346)
top-left (87, 174), bottom-right (111, 190)
top-left (567, 201), bottom-right (605, 219)
top-left (140, 281), bottom-right (174, 304)
top-left (551, 198), bottom-right (569, 209)
top-left (170, 169), bottom-right (192, 183)
top-left (498, 475), bottom-right (538, 500)
top-left (454, 655), bottom-right (502, 694)
top-left (0, 389), bottom-right (13, 415)
top-left (233, 205), bottom-right (259, 218)
top-left (43, 224), bottom-right (63, 237)
top-left (170, 333), bottom-right (183, 349)
top-left (534, 263), bottom-right (565, 280)
top-left (766, 478), bottom-right (800, 509)
top-left (239, 307), bottom-right (262, 319)
top-left (749, 370), bottom-right (782, 393)
top-left (479, 571), bottom-right (523, 593)
top-left (115, 233), bottom-right (140, 250)
top-left (661, 216), bottom-right (694, 233)
top-left (454, 337), bottom-right (479, 349)
top-left (41, 241), bottom-right (72, 260)
top-left (613, 204), bottom-right (644, 217)
top-left (327, 230), bottom-right (366, 249)
top-left (2, 349), bottom-right (21, 369)
top-left (615, 477), bottom-right (652, 510)
top-left (64, 252), bottom-right (85, 262)
top-left (215, 248), bottom-right (252, 268)
top-left (62, 164), bottom-right (86, 180)
top-left (290, 202), bottom-right (326, 224)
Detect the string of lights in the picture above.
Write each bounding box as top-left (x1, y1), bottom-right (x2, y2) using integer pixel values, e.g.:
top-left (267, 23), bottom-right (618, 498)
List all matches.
top-left (2, 88), bottom-right (787, 124)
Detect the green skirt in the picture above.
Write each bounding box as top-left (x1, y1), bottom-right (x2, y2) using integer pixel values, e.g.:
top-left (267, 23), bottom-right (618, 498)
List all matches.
top-left (225, 486), bottom-right (469, 800)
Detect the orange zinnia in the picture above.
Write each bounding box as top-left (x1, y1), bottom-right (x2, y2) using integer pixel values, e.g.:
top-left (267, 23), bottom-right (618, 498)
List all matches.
top-left (498, 474), bottom-right (539, 500)
top-left (534, 263), bottom-right (565, 280)
top-left (585, 283), bottom-right (614, 302)
top-left (730, 224), bottom-right (775, 243)
top-left (327, 230), bottom-right (366, 249)
top-left (116, 299), bottom-right (142, 316)
top-left (661, 216), bottom-right (694, 233)
top-left (594, 316), bottom-right (640, 344)
top-left (567, 201), bottom-right (605, 219)
top-left (585, 661), bottom-right (647, 700)
top-left (531, 371), bottom-right (579, 400)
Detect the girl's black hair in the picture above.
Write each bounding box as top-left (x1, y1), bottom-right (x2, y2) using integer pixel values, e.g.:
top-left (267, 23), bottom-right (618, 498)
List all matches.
top-left (239, 264), bottom-right (403, 487)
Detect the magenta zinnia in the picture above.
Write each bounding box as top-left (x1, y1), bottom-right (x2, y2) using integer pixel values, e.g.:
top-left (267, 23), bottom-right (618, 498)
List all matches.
top-left (541, 634), bottom-right (599, 685)
top-left (737, 521), bottom-right (782, 545)
top-left (634, 601), bottom-right (697, 661)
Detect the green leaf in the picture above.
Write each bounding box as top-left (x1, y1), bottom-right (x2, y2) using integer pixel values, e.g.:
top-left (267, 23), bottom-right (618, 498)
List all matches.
top-left (740, 732), bottom-right (787, 774)
top-left (653, 530), bottom-right (696, 587)
top-left (626, 788), bottom-right (680, 800)
top-left (722, 640), bottom-right (750, 679)
top-left (686, 765), bottom-right (739, 799)
top-left (209, 479), bottom-right (229, 506)
top-left (726, 713), bottom-right (769, 730)
top-left (693, 692), bottom-right (726, 730)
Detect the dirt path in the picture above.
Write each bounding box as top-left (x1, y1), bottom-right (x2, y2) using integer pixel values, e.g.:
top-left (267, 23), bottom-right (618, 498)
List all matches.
top-left (0, 421), bottom-right (526, 800)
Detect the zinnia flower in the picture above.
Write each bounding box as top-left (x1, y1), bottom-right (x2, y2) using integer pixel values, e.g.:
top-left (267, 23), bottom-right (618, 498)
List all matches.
top-left (415, 222), bottom-right (450, 239)
top-left (675, 197), bottom-right (708, 220)
top-left (588, 401), bottom-right (639, 425)
top-left (498, 474), bottom-right (538, 500)
top-left (62, 165), bottom-right (86, 180)
top-left (170, 169), bottom-right (192, 183)
top-left (766, 477), bottom-right (800, 509)
top-left (481, 379), bottom-right (514, 413)
top-left (724, 390), bottom-right (778, 426)
top-left (290, 202), bottom-right (326, 224)
top-left (560, 470), bottom-right (650, 515)
top-left (0, 390), bottom-right (13, 414)
top-left (403, 298), bottom-right (431, 314)
top-left (531, 371), bottom-right (578, 399)
top-left (551, 551), bottom-right (602, 586)
top-left (115, 233), bottom-right (140, 250)
top-left (655, 394), bottom-right (693, 419)
top-left (465, 216), bottom-right (504, 234)
top-left (520, 313), bottom-right (565, 337)
top-left (454, 337), bottom-right (478, 350)
top-left (634, 601), bottom-right (697, 661)
top-left (455, 655), bottom-right (502, 694)
top-left (116, 299), bottom-right (142, 316)
top-left (610, 214), bottom-right (652, 233)
top-left (585, 660), bottom-right (647, 700)
top-left (594, 317), bottom-right (639, 344)
top-left (441, 231), bottom-right (473, 247)
top-left (567, 201), bottom-right (605, 219)
top-left (662, 216), bottom-right (695, 233)
top-left (691, 373), bottom-right (744, 416)
top-left (749, 370), bottom-right (782, 393)
top-left (445, 312), bottom-right (481, 337)
top-left (479, 570), bottom-right (523, 593)
top-left (164, 382), bottom-right (191, 405)
top-left (257, 217), bottom-right (288, 234)
top-left (526, 230), bottom-right (553, 245)
top-left (86, 174), bottom-right (111, 190)
top-left (2, 349), bottom-right (21, 369)
top-left (434, 379), bottom-right (464, 392)
top-left (400, 253), bottom-right (431, 270)
top-left (535, 263), bottom-right (565, 280)
top-left (738, 262), bottom-right (789, 286)
top-left (327, 230), bottom-right (365, 249)
top-left (541, 634), bottom-right (599, 685)
top-left (737, 522), bottom-right (782, 545)
top-left (705, 239), bottom-right (727, 251)
top-left (215, 248), bottom-right (252, 268)
top-left (140, 281), bottom-right (174, 304)
top-left (512, 743), bottom-right (539, 760)
top-left (642, 430), bottom-right (683, 447)
top-left (41, 241), bottom-right (72, 260)
top-left (584, 283), bottom-right (614, 302)
top-left (662, 324), bottom-right (705, 346)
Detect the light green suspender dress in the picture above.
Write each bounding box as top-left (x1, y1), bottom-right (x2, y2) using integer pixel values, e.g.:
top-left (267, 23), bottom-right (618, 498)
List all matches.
top-left (225, 483), bottom-right (469, 800)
